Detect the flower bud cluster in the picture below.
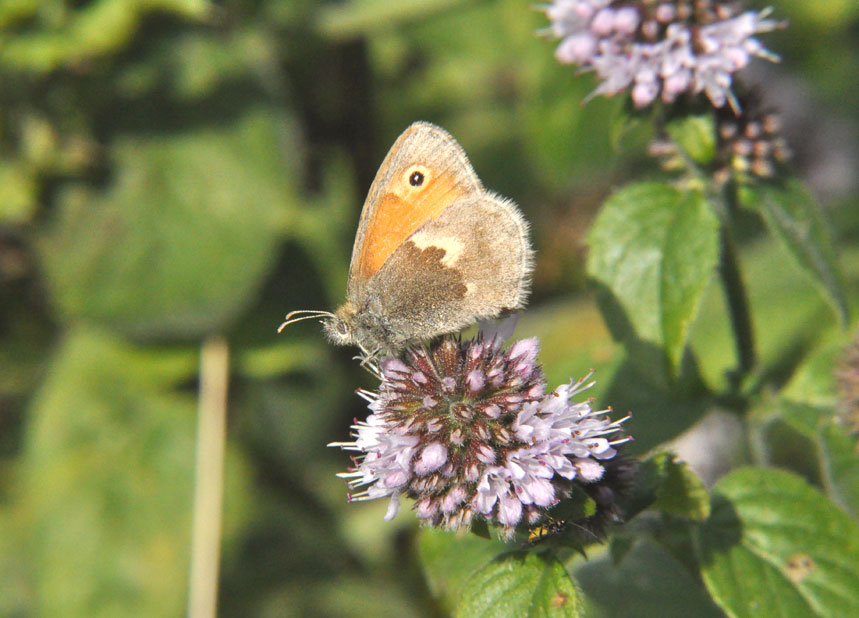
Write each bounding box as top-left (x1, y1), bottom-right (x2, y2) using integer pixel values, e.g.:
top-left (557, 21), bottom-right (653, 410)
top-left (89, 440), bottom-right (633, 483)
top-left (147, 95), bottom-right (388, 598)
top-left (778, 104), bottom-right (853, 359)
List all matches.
top-left (714, 96), bottom-right (790, 181)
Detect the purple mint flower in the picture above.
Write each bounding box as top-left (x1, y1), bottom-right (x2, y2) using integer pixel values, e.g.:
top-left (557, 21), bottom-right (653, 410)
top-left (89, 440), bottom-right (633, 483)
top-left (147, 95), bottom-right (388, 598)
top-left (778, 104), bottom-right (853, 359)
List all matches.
top-left (543, 0), bottom-right (785, 112)
top-left (330, 332), bottom-right (631, 538)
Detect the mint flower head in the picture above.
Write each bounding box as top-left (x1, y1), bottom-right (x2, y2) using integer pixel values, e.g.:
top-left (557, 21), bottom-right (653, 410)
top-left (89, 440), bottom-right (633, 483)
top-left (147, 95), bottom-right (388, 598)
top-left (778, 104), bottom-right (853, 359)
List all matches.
top-left (330, 331), bottom-right (631, 539)
top-left (542, 0), bottom-right (784, 112)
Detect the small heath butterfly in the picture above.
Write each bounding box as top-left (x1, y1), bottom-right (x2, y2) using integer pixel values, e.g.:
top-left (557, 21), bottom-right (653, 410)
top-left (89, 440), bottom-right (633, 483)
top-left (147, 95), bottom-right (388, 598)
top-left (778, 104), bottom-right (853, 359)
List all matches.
top-left (280, 121), bottom-right (533, 357)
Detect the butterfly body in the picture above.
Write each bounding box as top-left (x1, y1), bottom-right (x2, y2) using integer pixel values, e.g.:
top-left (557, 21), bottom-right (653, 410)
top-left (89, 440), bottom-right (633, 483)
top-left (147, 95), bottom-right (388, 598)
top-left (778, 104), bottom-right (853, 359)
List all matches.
top-left (289, 122), bottom-right (533, 357)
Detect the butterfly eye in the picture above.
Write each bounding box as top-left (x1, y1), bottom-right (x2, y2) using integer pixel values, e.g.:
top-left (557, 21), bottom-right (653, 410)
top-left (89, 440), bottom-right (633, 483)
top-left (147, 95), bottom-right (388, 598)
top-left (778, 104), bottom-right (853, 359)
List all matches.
top-left (336, 321), bottom-right (348, 335)
top-left (408, 171), bottom-right (425, 187)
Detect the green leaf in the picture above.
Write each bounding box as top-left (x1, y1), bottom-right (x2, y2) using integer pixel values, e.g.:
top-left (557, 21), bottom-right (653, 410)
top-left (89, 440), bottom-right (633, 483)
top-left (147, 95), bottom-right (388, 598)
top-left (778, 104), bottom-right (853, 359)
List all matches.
top-left (689, 233), bottom-right (845, 395)
top-left (316, 0), bottom-right (468, 40)
top-left (0, 0), bottom-right (212, 72)
top-left (660, 191), bottom-right (721, 371)
top-left (418, 528), bottom-right (508, 614)
top-left (455, 551), bottom-right (584, 618)
top-left (619, 452), bottom-right (710, 521)
top-left (0, 161), bottom-right (38, 223)
top-left (751, 399), bottom-right (825, 486)
top-left (18, 327), bottom-right (251, 618)
top-left (778, 401), bottom-right (859, 519)
top-left (587, 182), bottom-right (720, 375)
top-left (700, 467), bottom-right (859, 618)
top-left (600, 353), bottom-right (712, 453)
top-left (665, 114), bottom-right (716, 165)
top-left (39, 109), bottom-right (295, 338)
top-left (780, 331), bottom-right (843, 408)
top-left (740, 179), bottom-right (849, 326)
top-left (819, 421), bottom-right (859, 518)
top-left (650, 452), bottom-right (711, 521)
top-left (577, 540), bottom-right (725, 618)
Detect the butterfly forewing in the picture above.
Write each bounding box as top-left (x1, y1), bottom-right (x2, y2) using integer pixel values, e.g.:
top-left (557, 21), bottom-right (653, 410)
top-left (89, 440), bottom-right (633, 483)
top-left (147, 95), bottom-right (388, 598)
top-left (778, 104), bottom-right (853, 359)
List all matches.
top-left (347, 122), bottom-right (483, 298)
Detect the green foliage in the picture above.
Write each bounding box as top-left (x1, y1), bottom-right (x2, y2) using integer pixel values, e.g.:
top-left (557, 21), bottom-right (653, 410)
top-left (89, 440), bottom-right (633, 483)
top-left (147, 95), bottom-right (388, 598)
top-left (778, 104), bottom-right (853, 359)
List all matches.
top-left (14, 328), bottom-right (251, 617)
top-left (317, 0), bottom-right (470, 40)
top-left (456, 551), bottom-right (584, 618)
top-left (576, 540), bottom-right (725, 618)
top-left (665, 114), bottom-right (717, 166)
top-left (40, 113), bottom-right (295, 338)
top-left (740, 179), bottom-right (850, 326)
top-left (700, 468), bottom-right (859, 618)
top-left (631, 452), bottom-right (711, 522)
top-left (779, 401), bottom-right (859, 517)
top-left (587, 182), bottom-right (720, 375)
top-left (419, 528), bottom-right (509, 613)
top-left (0, 0), bottom-right (211, 72)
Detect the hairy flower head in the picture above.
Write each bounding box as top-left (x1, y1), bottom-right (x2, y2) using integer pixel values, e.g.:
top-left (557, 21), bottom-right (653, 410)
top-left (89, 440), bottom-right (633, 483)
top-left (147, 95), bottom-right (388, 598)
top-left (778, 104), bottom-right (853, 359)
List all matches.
top-left (330, 333), bottom-right (631, 538)
top-left (542, 0), bottom-right (785, 112)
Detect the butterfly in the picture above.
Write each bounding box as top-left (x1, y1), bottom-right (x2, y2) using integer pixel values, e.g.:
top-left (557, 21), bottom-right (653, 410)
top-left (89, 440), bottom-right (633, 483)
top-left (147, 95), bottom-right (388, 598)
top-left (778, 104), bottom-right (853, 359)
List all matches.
top-left (280, 121), bottom-right (533, 358)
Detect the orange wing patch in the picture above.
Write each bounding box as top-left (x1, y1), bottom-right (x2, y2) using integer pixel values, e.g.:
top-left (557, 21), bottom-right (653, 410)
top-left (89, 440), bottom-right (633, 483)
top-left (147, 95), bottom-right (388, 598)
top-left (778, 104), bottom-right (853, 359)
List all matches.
top-left (355, 169), bottom-right (467, 283)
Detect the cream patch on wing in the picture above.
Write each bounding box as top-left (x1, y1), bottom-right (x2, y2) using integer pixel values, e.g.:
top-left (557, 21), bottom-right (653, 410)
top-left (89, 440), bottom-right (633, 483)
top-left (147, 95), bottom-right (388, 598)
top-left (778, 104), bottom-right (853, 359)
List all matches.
top-left (409, 230), bottom-right (464, 267)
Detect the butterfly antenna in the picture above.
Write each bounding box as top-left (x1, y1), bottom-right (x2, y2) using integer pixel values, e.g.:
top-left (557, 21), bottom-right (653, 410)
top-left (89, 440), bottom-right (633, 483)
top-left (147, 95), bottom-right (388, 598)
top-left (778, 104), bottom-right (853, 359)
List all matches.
top-left (277, 310), bottom-right (334, 333)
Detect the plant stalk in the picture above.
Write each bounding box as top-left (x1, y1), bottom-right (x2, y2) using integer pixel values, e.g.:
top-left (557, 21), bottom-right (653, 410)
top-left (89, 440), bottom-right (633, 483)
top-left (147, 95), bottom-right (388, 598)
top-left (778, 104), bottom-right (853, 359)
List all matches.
top-left (188, 336), bottom-right (230, 618)
top-left (719, 221), bottom-right (756, 387)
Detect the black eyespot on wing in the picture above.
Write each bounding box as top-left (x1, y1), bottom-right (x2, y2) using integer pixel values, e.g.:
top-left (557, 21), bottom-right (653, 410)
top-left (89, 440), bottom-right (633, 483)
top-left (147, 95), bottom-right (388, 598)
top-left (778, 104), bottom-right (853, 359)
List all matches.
top-left (409, 171), bottom-right (424, 187)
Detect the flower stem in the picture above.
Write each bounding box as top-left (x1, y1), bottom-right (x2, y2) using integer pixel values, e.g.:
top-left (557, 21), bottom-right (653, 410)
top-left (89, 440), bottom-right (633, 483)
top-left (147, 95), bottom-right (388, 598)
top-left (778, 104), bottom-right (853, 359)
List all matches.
top-left (188, 336), bottom-right (229, 618)
top-left (718, 194), bottom-right (756, 389)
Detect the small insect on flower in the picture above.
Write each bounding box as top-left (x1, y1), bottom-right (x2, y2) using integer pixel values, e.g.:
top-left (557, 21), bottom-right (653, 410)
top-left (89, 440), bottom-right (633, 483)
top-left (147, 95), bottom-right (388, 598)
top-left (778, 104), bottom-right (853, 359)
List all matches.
top-left (524, 454), bottom-right (639, 546)
top-left (527, 516), bottom-right (571, 545)
top-left (541, 0), bottom-right (786, 112)
top-left (329, 330), bottom-right (632, 539)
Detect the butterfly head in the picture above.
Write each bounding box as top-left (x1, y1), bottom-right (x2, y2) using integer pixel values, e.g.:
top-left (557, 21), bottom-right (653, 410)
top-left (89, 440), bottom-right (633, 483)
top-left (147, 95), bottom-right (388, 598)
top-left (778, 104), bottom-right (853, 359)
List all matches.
top-left (323, 303), bottom-right (358, 347)
top-left (324, 302), bottom-right (398, 359)
top-left (279, 303), bottom-right (392, 358)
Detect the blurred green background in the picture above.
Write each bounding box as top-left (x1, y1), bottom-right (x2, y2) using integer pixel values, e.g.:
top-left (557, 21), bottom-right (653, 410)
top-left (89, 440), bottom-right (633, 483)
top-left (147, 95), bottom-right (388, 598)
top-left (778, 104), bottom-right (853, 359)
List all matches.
top-left (1, 1), bottom-right (858, 616)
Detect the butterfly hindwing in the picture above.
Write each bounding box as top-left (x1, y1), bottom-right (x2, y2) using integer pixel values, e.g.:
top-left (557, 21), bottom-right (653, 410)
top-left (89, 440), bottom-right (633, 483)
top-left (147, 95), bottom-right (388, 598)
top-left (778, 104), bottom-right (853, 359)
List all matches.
top-left (361, 194), bottom-right (532, 348)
